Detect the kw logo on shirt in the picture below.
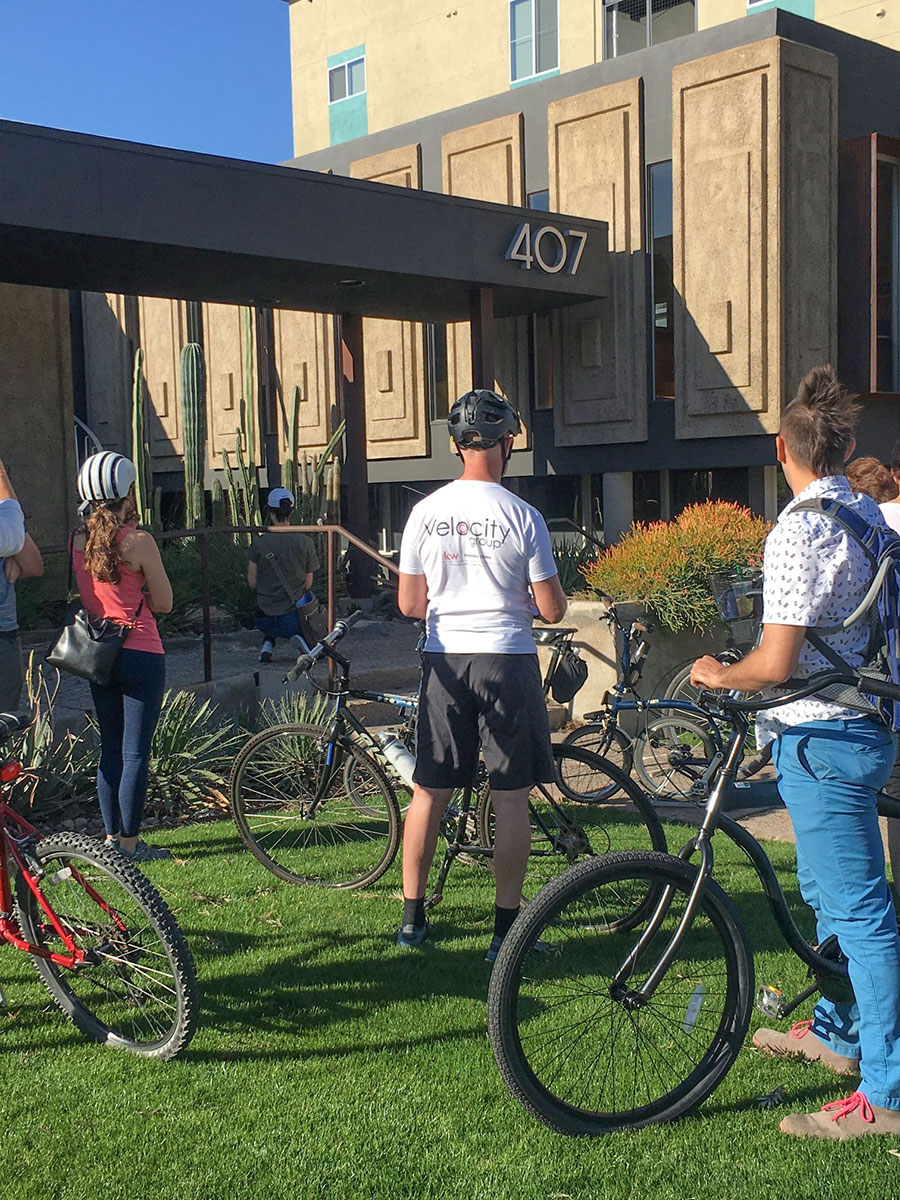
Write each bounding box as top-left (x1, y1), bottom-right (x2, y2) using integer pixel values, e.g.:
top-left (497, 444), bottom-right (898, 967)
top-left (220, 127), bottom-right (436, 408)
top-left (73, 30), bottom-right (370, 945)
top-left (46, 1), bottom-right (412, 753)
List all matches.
top-left (423, 516), bottom-right (511, 550)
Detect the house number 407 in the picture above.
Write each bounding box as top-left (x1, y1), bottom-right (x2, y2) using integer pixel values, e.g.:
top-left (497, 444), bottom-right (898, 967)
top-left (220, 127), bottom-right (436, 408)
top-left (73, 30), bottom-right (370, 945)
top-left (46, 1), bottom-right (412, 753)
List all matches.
top-left (505, 223), bottom-right (588, 275)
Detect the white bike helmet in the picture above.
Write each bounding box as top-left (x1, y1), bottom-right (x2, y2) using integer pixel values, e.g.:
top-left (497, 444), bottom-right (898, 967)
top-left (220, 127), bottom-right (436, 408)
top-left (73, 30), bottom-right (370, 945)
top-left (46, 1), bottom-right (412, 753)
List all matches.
top-left (77, 452), bottom-right (137, 504)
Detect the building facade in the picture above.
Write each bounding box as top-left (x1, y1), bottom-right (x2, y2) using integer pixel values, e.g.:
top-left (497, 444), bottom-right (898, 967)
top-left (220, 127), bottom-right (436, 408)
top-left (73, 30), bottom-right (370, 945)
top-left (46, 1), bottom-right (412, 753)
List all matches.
top-left (0, 1), bottom-right (897, 550)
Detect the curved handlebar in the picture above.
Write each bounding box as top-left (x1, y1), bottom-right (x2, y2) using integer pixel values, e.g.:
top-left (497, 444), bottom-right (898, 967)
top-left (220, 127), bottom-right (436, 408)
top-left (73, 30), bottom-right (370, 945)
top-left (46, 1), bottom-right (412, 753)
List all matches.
top-left (284, 609), bottom-right (365, 682)
top-left (698, 669), bottom-right (900, 716)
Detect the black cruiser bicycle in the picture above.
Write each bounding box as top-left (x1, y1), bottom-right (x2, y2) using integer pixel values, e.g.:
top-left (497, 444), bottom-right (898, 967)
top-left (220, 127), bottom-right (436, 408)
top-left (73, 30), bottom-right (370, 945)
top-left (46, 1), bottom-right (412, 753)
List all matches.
top-left (486, 669), bottom-right (900, 1135)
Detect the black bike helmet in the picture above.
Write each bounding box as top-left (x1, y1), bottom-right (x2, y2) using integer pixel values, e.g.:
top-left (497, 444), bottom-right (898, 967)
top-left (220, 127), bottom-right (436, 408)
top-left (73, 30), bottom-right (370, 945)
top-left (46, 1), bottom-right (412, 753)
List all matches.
top-left (447, 390), bottom-right (521, 448)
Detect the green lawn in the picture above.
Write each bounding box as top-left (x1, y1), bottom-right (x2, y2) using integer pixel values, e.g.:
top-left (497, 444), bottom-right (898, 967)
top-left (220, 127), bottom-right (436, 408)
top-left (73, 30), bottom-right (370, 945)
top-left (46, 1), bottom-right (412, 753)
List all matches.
top-left (3, 817), bottom-right (899, 1200)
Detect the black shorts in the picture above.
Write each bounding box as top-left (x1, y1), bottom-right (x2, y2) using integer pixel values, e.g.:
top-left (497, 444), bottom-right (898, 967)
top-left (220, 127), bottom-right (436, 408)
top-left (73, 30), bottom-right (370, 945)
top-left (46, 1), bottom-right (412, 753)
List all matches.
top-left (414, 652), bottom-right (556, 791)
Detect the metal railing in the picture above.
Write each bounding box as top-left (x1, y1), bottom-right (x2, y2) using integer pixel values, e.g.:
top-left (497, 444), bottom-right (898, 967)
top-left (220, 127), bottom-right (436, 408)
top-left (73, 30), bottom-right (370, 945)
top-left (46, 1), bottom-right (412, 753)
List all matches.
top-left (39, 524), bottom-right (398, 684)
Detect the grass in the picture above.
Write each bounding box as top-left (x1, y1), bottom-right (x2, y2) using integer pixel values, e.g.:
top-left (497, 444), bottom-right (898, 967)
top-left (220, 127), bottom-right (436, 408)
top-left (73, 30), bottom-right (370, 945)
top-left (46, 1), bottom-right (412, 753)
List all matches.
top-left (2, 815), bottom-right (899, 1200)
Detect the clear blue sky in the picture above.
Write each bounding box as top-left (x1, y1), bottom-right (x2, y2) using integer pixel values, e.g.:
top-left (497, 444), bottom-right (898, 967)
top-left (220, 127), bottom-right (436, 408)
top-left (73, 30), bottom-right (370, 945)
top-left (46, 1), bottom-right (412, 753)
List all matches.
top-left (0, 1), bottom-right (293, 164)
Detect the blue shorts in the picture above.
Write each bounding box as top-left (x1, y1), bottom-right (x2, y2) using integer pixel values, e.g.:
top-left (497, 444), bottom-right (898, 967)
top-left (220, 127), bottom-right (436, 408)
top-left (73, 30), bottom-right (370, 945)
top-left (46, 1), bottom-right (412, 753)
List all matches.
top-left (255, 609), bottom-right (304, 642)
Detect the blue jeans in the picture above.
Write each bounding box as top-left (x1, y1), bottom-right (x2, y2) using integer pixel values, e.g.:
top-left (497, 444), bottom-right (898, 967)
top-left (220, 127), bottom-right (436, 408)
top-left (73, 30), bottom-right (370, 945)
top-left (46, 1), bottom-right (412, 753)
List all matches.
top-left (772, 718), bottom-right (900, 1109)
top-left (89, 649), bottom-right (166, 839)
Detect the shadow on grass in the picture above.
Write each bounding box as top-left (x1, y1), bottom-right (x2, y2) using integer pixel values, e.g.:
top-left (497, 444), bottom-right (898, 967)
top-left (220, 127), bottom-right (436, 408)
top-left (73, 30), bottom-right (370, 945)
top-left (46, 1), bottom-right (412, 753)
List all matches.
top-left (183, 920), bottom-right (500, 1063)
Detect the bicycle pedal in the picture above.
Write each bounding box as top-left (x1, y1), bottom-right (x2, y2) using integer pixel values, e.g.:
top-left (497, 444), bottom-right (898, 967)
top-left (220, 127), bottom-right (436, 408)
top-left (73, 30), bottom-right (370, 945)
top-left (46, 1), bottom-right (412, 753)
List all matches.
top-left (756, 984), bottom-right (787, 1020)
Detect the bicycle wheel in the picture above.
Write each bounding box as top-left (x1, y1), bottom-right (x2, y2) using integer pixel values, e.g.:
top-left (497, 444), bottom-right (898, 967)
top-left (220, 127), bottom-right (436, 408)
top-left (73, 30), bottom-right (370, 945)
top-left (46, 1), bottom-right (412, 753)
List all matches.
top-left (560, 725), bottom-right (632, 800)
top-left (633, 715), bottom-right (717, 801)
top-left (488, 851), bottom-right (753, 1135)
top-left (230, 723), bottom-right (401, 888)
top-left (476, 746), bottom-right (666, 894)
top-left (663, 660), bottom-right (700, 705)
top-left (14, 833), bottom-right (198, 1059)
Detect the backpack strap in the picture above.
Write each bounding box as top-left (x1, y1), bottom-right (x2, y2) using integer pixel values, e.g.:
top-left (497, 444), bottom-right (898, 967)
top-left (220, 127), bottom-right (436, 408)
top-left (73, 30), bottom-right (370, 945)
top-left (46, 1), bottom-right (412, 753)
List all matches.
top-left (791, 497), bottom-right (879, 566)
top-left (789, 496), bottom-right (882, 677)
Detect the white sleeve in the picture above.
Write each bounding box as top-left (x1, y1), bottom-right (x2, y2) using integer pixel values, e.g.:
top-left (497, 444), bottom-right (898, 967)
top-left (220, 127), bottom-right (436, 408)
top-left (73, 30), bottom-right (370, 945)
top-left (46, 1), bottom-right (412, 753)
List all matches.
top-left (526, 514), bottom-right (558, 583)
top-left (398, 507), bottom-right (425, 575)
top-left (0, 500), bottom-right (25, 559)
top-left (761, 518), bottom-right (824, 627)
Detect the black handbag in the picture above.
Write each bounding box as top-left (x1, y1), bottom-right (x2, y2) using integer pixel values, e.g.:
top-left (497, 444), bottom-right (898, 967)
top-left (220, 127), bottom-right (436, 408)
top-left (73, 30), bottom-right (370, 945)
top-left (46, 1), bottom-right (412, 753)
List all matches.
top-left (45, 536), bottom-right (143, 686)
top-left (547, 647), bottom-right (589, 705)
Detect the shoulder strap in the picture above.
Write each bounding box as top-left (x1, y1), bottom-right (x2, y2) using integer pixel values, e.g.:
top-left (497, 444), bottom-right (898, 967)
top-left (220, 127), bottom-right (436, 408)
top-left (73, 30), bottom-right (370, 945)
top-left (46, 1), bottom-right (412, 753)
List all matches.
top-left (791, 497), bottom-right (879, 566)
top-left (265, 549), bottom-right (302, 607)
top-left (791, 496), bottom-right (884, 669)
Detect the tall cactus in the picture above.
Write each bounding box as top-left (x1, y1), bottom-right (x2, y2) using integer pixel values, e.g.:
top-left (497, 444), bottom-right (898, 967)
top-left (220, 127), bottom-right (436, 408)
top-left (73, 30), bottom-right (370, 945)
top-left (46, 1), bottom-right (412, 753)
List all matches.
top-left (211, 478), bottom-right (227, 529)
top-left (179, 343), bottom-right (207, 527)
top-left (282, 384), bottom-right (300, 504)
top-left (131, 348), bottom-right (153, 528)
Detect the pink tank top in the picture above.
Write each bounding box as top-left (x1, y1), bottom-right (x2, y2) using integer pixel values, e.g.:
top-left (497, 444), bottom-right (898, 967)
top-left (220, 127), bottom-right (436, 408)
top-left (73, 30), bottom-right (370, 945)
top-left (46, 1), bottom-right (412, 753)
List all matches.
top-left (73, 529), bottom-right (163, 655)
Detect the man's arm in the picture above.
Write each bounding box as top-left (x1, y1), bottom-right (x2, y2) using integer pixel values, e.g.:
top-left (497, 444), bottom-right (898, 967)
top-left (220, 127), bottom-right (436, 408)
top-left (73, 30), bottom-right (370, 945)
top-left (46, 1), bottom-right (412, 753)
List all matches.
top-left (691, 624), bottom-right (807, 692)
top-left (247, 562), bottom-right (258, 589)
top-left (0, 456), bottom-right (25, 559)
top-left (531, 576), bottom-right (567, 624)
top-left (5, 533), bottom-right (43, 584)
top-left (398, 572), bottom-right (428, 620)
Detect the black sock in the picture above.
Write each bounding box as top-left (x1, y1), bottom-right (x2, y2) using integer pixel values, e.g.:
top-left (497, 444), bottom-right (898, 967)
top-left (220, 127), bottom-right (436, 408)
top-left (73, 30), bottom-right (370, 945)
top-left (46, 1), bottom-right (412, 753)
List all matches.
top-left (402, 897), bottom-right (426, 929)
top-left (493, 905), bottom-right (520, 940)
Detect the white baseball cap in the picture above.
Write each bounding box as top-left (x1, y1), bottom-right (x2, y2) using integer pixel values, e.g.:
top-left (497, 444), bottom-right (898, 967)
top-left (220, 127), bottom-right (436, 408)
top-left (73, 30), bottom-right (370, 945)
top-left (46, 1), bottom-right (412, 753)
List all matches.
top-left (266, 487), bottom-right (294, 509)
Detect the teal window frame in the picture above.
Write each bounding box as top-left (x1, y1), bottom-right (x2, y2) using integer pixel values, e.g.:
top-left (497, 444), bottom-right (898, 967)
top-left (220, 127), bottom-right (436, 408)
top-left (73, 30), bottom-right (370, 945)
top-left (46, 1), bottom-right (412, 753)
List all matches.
top-left (327, 45), bottom-right (368, 147)
top-left (509, 0), bottom-right (559, 85)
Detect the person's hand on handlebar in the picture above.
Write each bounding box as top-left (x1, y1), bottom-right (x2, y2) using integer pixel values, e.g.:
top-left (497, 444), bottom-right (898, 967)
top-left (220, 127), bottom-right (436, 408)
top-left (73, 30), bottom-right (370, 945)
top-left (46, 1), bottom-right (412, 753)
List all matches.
top-left (690, 655), bottom-right (730, 691)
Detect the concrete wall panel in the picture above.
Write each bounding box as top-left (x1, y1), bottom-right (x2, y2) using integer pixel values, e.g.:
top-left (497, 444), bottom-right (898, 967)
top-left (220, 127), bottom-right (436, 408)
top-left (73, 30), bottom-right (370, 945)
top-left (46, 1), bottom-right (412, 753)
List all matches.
top-left (203, 303), bottom-right (264, 466)
top-left (82, 292), bottom-right (131, 454)
top-left (441, 114), bottom-right (530, 443)
top-left (673, 37), bottom-right (837, 439)
top-left (271, 308), bottom-right (332, 455)
top-left (138, 297), bottom-right (186, 464)
top-left (0, 284), bottom-right (77, 543)
top-left (548, 78), bottom-right (647, 445)
top-left (350, 143), bottom-right (428, 459)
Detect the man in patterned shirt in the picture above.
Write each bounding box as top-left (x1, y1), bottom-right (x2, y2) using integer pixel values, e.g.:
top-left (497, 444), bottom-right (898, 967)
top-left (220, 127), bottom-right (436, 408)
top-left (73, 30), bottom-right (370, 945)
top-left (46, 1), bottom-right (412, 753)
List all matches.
top-left (692, 366), bottom-right (900, 1139)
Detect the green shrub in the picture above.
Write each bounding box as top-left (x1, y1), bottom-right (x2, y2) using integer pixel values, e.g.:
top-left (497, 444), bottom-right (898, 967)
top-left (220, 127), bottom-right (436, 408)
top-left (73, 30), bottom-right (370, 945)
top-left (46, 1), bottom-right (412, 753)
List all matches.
top-left (11, 657), bottom-right (99, 812)
top-left (84, 688), bottom-right (244, 822)
top-left (552, 538), bottom-right (596, 596)
top-left (583, 501), bottom-right (770, 632)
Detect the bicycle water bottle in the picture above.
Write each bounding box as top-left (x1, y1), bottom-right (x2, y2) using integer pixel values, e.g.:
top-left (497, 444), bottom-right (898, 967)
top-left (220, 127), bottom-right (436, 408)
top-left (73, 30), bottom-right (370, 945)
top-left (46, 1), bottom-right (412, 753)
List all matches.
top-left (377, 732), bottom-right (416, 788)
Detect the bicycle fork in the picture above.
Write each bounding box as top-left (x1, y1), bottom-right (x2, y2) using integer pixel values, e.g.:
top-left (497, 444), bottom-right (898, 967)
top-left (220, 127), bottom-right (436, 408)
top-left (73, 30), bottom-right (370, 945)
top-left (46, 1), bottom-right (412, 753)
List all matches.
top-left (611, 749), bottom-right (739, 1005)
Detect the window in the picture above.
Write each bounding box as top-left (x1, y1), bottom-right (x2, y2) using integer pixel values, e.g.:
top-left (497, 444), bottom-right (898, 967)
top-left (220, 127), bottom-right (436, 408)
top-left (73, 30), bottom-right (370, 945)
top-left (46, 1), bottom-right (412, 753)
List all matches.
top-left (328, 56), bottom-right (365, 103)
top-left (648, 161), bottom-right (674, 399)
top-left (510, 0), bottom-right (558, 83)
top-left (876, 157), bottom-right (900, 393)
top-left (425, 324), bottom-right (449, 421)
top-left (604, 0), bottom-right (695, 59)
top-left (526, 189), bottom-right (551, 211)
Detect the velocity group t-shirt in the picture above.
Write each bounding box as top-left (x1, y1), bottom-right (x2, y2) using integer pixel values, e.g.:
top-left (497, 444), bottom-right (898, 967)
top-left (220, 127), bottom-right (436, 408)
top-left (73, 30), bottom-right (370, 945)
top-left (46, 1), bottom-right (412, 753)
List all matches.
top-left (399, 479), bottom-right (557, 654)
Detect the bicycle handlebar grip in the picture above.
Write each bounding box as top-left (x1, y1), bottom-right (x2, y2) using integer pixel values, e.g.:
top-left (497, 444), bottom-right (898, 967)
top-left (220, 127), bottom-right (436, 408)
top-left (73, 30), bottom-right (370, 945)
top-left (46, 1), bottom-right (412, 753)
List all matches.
top-left (285, 654), bottom-right (316, 682)
top-left (593, 589), bottom-right (613, 606)
top-left (861, 676), bottom-right (900, 701)
top-left (338, 609), bottom-right (365, 632)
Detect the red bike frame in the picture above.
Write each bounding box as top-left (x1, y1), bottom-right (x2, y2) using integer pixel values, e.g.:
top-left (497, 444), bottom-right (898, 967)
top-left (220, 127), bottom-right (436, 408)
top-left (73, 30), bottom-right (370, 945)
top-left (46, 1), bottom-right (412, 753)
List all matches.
top-left (0, 758), bottom-right (127, 967)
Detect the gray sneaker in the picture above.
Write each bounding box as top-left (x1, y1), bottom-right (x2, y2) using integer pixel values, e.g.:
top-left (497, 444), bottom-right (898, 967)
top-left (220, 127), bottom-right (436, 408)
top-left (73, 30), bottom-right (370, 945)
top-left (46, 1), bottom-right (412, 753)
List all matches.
top-left (118, 840), bottom-right (172, 863)
top-left (485, 933), bottom-right (554, 963)
top-left (396, 919), bottom-right (429, 949)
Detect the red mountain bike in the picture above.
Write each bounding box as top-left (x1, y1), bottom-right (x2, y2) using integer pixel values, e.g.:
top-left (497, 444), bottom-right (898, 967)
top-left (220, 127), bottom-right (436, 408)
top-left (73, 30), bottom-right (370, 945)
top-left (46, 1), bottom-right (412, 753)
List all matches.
top-left (0, 712), bottom-right (198, 1059)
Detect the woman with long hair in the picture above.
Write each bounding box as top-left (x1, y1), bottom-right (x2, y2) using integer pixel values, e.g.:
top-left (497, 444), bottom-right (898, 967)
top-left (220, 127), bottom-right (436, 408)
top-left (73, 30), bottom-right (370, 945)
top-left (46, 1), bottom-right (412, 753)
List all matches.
top-left (72, 452), bottom-right (173, 861)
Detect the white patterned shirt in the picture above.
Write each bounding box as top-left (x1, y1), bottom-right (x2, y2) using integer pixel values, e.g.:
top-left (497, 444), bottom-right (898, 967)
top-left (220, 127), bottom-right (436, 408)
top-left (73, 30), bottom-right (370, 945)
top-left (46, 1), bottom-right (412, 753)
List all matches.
top-left (755, 475), bottom-right (885, 746)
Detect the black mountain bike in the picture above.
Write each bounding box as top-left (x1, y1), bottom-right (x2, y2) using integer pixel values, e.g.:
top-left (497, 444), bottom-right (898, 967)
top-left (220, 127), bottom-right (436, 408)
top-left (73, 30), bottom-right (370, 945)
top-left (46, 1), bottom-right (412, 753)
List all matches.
top-left (487, 669), bottom-right (900, 1135)
top-left (230, 614), bottom-right (668, 891)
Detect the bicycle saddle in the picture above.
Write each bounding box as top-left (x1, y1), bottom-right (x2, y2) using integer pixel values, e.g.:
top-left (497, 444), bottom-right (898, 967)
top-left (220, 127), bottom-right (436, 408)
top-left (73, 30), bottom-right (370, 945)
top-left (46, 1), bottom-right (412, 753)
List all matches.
top-left (532, 627), bottom-right (577, 643)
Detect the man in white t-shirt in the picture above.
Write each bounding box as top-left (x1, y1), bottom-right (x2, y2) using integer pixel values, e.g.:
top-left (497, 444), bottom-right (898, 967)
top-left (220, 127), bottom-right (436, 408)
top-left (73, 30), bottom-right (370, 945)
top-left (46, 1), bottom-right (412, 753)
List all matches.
top-left (397, 390), bottom-right (567, 958)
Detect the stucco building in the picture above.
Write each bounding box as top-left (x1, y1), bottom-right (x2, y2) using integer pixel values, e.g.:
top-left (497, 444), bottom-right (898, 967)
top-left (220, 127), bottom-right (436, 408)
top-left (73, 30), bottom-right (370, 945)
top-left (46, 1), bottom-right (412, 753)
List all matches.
top-left (0, 0), bottom-right (898, 549)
